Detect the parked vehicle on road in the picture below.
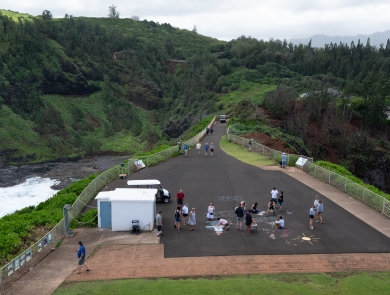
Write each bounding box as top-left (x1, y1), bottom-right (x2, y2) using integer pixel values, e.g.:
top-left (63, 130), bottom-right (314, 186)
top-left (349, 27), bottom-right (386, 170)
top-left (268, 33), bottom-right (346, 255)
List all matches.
top-left (127, 179), bottom-right (171, 203)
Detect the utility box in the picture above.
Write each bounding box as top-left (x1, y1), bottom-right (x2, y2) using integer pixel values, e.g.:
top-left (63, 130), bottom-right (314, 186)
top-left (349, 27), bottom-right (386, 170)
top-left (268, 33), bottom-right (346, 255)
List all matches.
top-left (96, 188), bottom-right (156, 231)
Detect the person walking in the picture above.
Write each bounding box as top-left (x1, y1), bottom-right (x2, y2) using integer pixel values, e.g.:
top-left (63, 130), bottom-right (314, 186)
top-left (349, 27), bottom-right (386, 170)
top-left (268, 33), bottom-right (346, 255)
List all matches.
top-left (271, 187), bottom-right (279, 208)
top-left (182, 203), bottom-right (189, 225)
top-left (207, 203), bottom-right (215, 220)
top-left (281, 153), bottom-right (287, 168)
top-left (235, 203), bottom-right (244, 230)
top-left (248, 138), bottom-right (253, 151)
top-left (196, 141), bottom-right (201, 155)
top-left (206, 127), bottom-right (210, 135)
top-left (210, 143), bottom-right (215, 156)
top-left (156, 211), bottom-right (163, 237)
top-left (278, 191), bottom-right (284, 211)
top-left (310, 205), bottom-right (315, 229)
top-left (176, 189), bottom-right (185, 205)
top-left (184, 142), bottom-right (189, 157)
top-left (177, 139), bottom-right (182, 154)
top-left (314, 196), bottom-right (320, 222)
top-left (174, 207), bottom-right (182, 232)
top-left (188, 208), bottom-right (196, 231)
top-left (245, 211), bottom-right (253, 235)
top-left (317, 200), bottom-right (324, 224)
top-left (75, 241), bottom-right (90, 274)
top-left (204, 143), bottom-right (209, 157)
top-left (210, 127), bottom-right (214, 134)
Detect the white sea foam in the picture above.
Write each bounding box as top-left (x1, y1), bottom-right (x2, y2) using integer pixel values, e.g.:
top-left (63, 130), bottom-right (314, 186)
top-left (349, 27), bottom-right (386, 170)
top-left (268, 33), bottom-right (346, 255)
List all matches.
top-left (0, 177), bottom-right (60, 218)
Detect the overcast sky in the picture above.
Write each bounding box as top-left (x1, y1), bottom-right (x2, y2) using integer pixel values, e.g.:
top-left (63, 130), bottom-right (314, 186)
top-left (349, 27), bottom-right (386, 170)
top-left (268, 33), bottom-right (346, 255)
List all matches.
top-left (2, 0), bottom-right (390, 41)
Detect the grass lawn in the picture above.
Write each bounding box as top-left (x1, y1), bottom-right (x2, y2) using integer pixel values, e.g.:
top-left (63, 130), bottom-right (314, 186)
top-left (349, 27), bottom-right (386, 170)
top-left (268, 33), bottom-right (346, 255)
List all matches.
top-left (52, 272), bottom-right (390, 295)
top-left (219, 135), bottom-right (275, 166)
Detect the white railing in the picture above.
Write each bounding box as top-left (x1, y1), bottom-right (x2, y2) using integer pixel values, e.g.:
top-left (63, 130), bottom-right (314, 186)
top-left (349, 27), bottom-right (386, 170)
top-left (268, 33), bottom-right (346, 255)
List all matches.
top-left (0, 116), bottom-right (215, 291)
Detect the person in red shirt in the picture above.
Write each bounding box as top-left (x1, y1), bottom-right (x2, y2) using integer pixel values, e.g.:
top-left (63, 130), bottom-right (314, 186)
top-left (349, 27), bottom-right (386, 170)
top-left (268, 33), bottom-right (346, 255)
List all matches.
top-left (176, 189), bottom-right (184, 205)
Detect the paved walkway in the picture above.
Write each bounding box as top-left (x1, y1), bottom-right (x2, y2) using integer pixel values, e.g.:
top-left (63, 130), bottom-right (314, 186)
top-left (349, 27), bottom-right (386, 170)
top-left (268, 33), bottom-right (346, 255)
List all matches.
top-left (3, 123), bottom-right (390, 294)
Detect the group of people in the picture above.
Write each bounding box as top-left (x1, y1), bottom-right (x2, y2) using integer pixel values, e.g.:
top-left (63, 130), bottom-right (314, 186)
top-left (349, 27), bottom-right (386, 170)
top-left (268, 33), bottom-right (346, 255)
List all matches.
top-left (196, 141), bottom-right (215, 157)
top-left (309, 196), bottom-right (324, 229)
top-left (267, 187), bottom-right (284, 216)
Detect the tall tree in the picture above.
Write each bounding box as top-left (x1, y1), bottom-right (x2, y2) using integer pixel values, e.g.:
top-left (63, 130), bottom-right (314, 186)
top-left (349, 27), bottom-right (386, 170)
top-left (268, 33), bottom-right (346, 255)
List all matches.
top-left (108, 4), bottom-right (120, 18)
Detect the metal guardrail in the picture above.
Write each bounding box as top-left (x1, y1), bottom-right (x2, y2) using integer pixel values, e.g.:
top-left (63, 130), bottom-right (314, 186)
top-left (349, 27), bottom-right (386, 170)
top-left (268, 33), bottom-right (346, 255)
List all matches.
top-left (226, 133), bottom-right (313, 165)
top-left (303, 161), bottom-right (390, 217)
top-left (227, 131), bottom-right (390, 218)
top-left (0, 116), bottom-right (216, 291)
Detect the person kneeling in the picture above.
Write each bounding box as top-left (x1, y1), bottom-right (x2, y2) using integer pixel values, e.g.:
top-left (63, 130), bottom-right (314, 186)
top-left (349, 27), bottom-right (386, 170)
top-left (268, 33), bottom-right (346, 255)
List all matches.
top-left (274, 216), bottom-right (284, 229)
top-left (217, 218), bottom-right (229, 230)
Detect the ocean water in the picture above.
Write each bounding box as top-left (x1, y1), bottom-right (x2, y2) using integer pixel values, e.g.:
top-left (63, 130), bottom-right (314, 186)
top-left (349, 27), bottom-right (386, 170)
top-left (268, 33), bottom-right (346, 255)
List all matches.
top-left (0, 177), bottom-right (60, 218)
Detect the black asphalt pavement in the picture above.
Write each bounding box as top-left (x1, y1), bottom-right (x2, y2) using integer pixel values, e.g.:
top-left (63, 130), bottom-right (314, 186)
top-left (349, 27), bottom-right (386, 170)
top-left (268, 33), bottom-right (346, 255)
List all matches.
top-left (109, 122), bottom-right (390, 258)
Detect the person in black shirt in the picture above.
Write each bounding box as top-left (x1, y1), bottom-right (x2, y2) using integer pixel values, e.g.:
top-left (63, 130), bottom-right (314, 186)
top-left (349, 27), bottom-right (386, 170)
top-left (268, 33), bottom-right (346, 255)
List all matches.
top-left (235, 204), bottom-right (244, 231)
top-left (245, 212), bottom-right (253, 235)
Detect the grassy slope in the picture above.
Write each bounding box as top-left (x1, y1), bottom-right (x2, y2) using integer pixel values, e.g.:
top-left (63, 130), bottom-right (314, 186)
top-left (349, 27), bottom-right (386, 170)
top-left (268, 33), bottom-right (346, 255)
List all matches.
top-left (219, 135), bottom-right (275, 166)
top-left (52, 272), bottom-right (390, 295)
top-left (0, 9), bottom-right (34, 20)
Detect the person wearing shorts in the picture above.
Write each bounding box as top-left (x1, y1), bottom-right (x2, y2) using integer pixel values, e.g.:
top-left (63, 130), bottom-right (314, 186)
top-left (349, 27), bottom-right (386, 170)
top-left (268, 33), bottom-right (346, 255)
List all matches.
top-left (278, 191), bottom-right (284, 211)
top-left (196, 141), bottom-right (201, 156)
top-left (182, 204), bottom-right (189, 225)
top-left (204, 143), bottom-right (209, 157)
top-left (156, 211), bottom-right (163, 236)
top-left (266, 199), bottom-right (275, 216)
top-left (317, 201), bottom-right (323, 224)
top-left (310, 206), bottom-right (315, 229)
top-left (174, 207), bottom-right (181, 232)
top-left (245, 212), bottom-right (253, 235)
top-left (210, 143), bottom-right (215, 156)
top-left (75, 241), bottom-right (90, 274)
top-left (235, 203), bottom-right (244, 230)
top-left (271, 187), bottom-right (279, 208)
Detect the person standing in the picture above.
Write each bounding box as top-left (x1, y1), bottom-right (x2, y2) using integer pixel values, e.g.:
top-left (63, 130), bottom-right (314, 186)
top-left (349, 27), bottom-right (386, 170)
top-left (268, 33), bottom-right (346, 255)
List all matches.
top-left (310, 206), bottom-right (315, 229)
top-left (278, 191), bottom-right (284, 211)
top-left (75, 241), bottom-right (90, 274)
top-left (235, 203), bottom-right (244, 230)
top-left (188, 208), bottom-right (196, 231)
top-left (174, 207), bottom-right (181, 232)
top-left (217, 218), bottom-right (229, 230)
top-left (314, 196), bottom-right (320, 222)
top-left (210, 143), bottom-right (215, 156)
top-left (245, 211), bottom-right (253, 235)
top-left (196, 141), bottom-right (201, 156)
top-left (271, 187), bottom-right (279, 208)
top-left (177, 139), bottom-right (182, 154)
top-left (176, 189), bottom-right (185, 205)
top-left (184, 142), bottom-right (189, 157)
top-left (281, 153), bottom-right (287, 168)
top-left (204, 143), bottom-right (209, 157)
top-left (248, 138), bottom-right (253, 151)
top-left (156, 211), bottom-right (163, 237)
top-left (182, 204), bottom-right (189, 225)
top-left (317, 200), bottom-right (324, 224)
top-left (207, 203), bottom-right (215, 220)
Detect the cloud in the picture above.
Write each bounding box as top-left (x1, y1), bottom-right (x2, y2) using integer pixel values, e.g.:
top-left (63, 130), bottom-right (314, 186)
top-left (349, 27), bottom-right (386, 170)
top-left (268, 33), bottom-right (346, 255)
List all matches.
top-left (2, 0), bottom-right (390, 40)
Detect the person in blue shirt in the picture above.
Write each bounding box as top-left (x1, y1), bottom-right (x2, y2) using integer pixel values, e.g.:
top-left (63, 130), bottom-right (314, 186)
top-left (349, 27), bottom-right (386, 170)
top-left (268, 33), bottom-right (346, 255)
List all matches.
top-left (309, 206), bottom-right (315, 229)
top-left (184, 142), bottom-right (189, 157)
top-left (76, 241), bottom-right (90, 274)
top-left (206, 127), bottom-right (210, 135)
top-left (281, 153), bottom-right (287, 168)
top-left (204, 143), bottom-right (209, 157)
top-left (317, 200), bottom-right (324, 224)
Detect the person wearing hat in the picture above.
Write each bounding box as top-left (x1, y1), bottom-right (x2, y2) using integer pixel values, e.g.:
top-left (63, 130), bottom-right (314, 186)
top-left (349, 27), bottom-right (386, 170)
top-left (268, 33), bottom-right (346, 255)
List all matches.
top-left (281, 152), bottom-right (287, 168)
top-left (75, 241), bottom-right (90, 273)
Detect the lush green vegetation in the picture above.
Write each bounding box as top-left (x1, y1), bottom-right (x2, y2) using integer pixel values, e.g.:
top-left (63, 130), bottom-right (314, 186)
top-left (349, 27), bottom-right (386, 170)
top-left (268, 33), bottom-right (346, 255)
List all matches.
top-left (78, 209), bottom-right (98, 228)
top-left (315, 161), bottom-right (390, 201)
top-left (220, 135), bottom-right (275, 166)
top-left (52, 272), bottom-right (390, 295)
top-left (0, 174), bottom-right (97, 264)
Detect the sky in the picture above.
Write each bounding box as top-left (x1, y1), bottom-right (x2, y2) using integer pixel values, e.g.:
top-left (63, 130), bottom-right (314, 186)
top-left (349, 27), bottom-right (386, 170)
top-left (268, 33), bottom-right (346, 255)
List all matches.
top-left (2, 0), bottom-right (390, 41)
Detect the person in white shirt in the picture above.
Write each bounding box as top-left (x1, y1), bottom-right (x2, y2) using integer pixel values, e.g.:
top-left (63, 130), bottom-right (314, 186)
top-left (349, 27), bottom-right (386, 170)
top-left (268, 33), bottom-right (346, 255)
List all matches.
top-left (182, 204), bottom-right (189, 225)
top-left (274, 216), bottom-right (284, 229)
top-left (217, 218), bottom-right (229, 230)
top-left (314, 196), bottom-right (320, 222)
top-left (196, 142), bottom-right (201, 156)
top-left (271, 187), bottom-right (279, 208)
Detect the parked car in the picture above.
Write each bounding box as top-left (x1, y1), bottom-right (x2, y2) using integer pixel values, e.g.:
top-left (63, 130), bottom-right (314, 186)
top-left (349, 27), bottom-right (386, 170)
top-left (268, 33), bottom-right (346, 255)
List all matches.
top-left (220, 115), bottom-right (226, 123)
top-left (126, 179), bottom-right (171, 203)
